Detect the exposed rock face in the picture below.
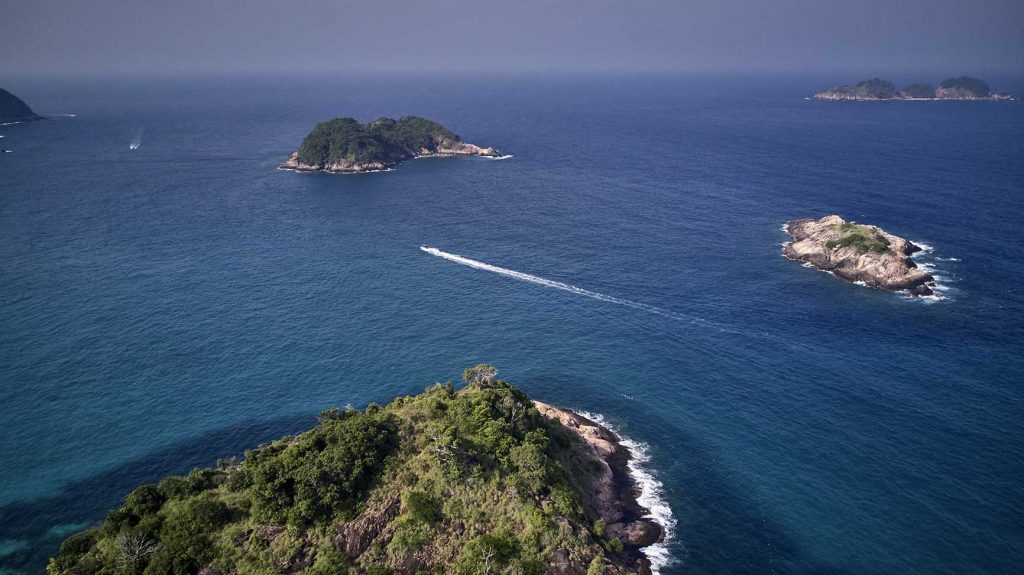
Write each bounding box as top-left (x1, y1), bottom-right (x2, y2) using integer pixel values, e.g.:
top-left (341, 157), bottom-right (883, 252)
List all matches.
top-left (429, 141), bottom-right (501, 157)
top-left (534, 401), bottom-right (663, 574)
top-left (783, 215), bottom-right (935, 296)
top-left (335, 493), bottom-right (401, 557)
top-left (280, 152), bottom-right (391, 174)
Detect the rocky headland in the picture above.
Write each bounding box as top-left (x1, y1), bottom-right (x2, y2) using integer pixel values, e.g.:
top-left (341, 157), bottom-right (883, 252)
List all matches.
top-left (783, 215), bottom-right (935, 296)
top-left (534, 401), bottom-right (663, 574)
top-left (281, 116), bottom-right (502, 174)
top-left (49, 366), bottom-right (666, 575)
top-left (0, 88), bottom-right (43, 123)
top-left (813, 76), bottom-right (1013, 101)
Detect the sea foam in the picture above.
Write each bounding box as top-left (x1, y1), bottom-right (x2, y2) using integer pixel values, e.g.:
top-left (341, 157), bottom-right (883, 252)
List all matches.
top-left (577, 411), bottom-right (677, 574)
top-left (907, 239), bottom-right (957, 302)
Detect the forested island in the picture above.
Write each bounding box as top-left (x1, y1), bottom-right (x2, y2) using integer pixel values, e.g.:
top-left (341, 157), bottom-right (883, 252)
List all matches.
top-left (813, 76), bottom-right (1013, 100)
top-left (48, 366), bottom-right (663, 575)
top-left (281, 116), bottom-right (503, 173)
top-left (0, 88), bottom-right (43, 123)
top-left (783, 215), bottom-right (935, 296)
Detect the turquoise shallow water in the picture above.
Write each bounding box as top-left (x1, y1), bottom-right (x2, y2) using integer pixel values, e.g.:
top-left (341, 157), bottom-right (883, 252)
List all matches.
top-left (1, 74), bottom-right (1023, 573)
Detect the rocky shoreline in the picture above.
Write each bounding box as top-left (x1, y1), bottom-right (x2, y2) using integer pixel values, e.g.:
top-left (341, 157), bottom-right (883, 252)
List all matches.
top-left (281, 142), bottom-right (502, 173)
top-left (783, 215), bottom-right (935, 296)
top-left (534, 401), bottom-right (665, 575)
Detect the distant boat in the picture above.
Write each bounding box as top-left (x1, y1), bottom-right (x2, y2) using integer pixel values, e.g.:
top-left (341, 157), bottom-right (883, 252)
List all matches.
top-left (129, 128), bottom-right (143, 150)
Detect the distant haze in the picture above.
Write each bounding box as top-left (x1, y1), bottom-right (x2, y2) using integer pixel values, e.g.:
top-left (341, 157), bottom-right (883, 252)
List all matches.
top-left (1, 0), bottom-right (1022, 76)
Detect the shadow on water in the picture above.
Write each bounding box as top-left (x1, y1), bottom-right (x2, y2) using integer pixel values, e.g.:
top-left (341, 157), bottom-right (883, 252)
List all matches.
top-left (517, 371), bottom-right (855, 575)
top-left (0, 415), bottom-right (314, 574)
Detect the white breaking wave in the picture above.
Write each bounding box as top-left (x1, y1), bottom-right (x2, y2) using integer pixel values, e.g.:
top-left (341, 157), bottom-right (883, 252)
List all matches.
top-left (420, 246), bottom-right (707, 325)
top-left (484, 154), bottom-right (514, 160)
top-left (912, 241), bottom-right (935, 254)
top-left (906, 239), bottom-right (956, 302)
top-left (578, 411), bottom-right (677, 574)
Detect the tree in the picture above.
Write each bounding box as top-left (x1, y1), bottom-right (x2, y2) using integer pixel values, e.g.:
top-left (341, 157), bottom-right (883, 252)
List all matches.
top-left (463, 364), bottom-right (498, 387)
top-left (114, 531), bottom-right (160, 574)
top-left (457, 531), bottom-right (520, 575)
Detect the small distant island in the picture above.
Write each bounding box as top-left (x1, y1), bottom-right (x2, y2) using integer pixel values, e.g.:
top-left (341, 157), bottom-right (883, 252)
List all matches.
top-left (48, 365), bottom-right (664, 575)
top-left (813, 76), bottom-right (1013, 101)
top-left (282, 116), bottom-right (503, 174)
top-left (0, 88), bottom-right (43, 123)
top-left (783, 215), bottom-right (935, 296)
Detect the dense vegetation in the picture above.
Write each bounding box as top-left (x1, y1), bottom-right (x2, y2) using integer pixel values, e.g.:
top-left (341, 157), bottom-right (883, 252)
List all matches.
top-left (852, 78), bottom-right (897, 99)
top-left (823, 78), bottom-right (898, 99)
top-left (294, 116), bottom-right (464, 168)
top-left (938, 76), bottom-right (991, 97)
top-left (0, 88), bottom-right (41, 122)
top-left (826, 223), bottom-right (891, 254)
top-left (901, 83), bottom-right (935, 98)
top-left (49, 366), bottom-right (637, 575)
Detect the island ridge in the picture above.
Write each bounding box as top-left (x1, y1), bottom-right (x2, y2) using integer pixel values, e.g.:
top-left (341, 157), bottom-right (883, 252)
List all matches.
top-left (281, 116), bottom-right (502, 174)
top-left (813, 76), bottom-right (1013, 100)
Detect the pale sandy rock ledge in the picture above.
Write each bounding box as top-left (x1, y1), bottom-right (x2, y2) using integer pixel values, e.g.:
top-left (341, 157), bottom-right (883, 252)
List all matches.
top-left (783, 215), bottom-right (936, 296)
top-left (280, 141), bottom-right (502, 174)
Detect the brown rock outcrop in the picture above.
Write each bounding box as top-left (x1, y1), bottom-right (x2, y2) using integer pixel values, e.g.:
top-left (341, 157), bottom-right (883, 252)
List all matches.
top-left (334, 493), bottom-right (401, 557)
top-left (783, 215), bottom-right (935, 295)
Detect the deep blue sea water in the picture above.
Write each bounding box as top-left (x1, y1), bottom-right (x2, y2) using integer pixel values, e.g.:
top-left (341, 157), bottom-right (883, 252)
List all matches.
top-left (1, 74), bottom-right (1023, 573)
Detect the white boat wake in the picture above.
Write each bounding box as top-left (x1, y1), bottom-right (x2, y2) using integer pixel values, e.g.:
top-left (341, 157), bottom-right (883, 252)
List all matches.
top-left (420, 246), bottom-right (708, 326)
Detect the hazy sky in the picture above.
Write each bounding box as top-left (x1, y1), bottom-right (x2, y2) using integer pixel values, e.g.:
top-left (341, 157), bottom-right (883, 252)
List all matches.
top-left (2, 0), bottom-right (1022, 75)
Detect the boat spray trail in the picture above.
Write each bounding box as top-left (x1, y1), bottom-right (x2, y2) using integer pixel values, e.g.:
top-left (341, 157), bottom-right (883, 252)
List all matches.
top-left (419, 246), bottom-right (711, 325)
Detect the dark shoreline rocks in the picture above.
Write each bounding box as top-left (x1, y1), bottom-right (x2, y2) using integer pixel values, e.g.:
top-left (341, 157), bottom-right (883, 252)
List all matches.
top-left (534, 401), bottom-right (664, 575)
top-left (783, 215), bottom-right (935, 296)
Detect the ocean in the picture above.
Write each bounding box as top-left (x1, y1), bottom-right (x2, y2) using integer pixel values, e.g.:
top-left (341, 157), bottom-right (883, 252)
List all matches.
top-left (1, 73), bottom-right (1022, 573)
